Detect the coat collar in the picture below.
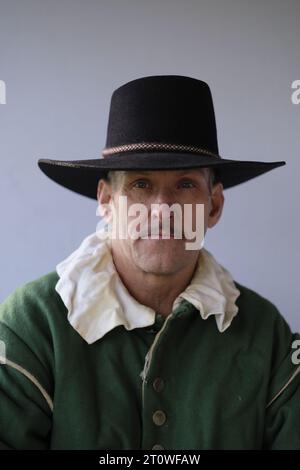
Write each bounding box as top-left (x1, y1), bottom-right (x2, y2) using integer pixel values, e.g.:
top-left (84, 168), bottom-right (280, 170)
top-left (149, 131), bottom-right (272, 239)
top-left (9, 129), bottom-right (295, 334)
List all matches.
top-left (55, 230), bottom-right (240, 344)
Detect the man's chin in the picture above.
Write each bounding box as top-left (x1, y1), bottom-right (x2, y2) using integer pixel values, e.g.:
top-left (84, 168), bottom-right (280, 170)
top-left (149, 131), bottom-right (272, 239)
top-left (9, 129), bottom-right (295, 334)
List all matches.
top-left (137, 236), bottom-right (185, 243)
top-left (132, 248), bottom-right (187, 275)
top-left (135, 262), bottom-right (180, 276)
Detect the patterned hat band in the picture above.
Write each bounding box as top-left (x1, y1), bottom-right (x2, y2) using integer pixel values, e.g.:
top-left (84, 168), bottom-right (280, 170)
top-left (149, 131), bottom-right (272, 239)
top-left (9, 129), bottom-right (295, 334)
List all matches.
top-left (102, 142), bottom-right (221, 159)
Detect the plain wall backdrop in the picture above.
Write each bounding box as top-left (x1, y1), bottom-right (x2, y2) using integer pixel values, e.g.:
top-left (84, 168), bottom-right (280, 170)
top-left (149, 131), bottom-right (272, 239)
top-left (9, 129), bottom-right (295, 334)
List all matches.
top-left (0, 0), bottom-right (299, 331)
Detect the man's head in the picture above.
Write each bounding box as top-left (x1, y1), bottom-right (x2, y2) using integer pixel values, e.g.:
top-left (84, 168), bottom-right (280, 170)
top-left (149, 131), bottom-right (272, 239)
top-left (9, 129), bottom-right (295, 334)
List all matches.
top-left (97, 167), bottom-right (224, 277)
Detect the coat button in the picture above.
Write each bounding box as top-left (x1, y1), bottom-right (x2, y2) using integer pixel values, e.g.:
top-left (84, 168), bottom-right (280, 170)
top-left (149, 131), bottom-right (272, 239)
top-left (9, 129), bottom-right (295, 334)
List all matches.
top-left (153, 377), bottom-right (164, 393)
top-left (152, 410), bottom-right (167, 426)
top-left (152, 444), bottom-right (165, 450)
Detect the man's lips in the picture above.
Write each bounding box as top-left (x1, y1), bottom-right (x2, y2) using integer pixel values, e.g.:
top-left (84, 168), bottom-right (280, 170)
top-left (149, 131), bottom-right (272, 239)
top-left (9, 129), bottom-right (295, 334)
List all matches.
top-left (143, 230), bottom-right (176, 238)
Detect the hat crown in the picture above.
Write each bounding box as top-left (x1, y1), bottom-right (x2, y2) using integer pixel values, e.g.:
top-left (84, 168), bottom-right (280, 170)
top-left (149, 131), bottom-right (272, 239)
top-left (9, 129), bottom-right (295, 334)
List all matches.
top-left (105, 75), bottom-right (219, 155)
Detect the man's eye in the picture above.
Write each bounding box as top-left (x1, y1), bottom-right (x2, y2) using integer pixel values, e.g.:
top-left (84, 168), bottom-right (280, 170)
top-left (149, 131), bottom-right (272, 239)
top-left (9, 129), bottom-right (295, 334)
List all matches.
top-left (179, 180), bottom-right (196, 188)
top-left (132, 180), bottom-right (150, 189)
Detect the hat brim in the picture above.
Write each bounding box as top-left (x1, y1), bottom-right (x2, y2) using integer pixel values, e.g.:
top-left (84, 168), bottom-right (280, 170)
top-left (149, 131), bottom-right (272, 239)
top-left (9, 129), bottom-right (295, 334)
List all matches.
top-left (38, 152), bottom-right (286, 199)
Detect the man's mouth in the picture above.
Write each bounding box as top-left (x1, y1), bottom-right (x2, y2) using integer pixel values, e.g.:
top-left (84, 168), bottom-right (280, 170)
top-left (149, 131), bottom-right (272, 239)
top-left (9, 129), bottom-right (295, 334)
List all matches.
top-left (144, 229), bottom-right (176, 239)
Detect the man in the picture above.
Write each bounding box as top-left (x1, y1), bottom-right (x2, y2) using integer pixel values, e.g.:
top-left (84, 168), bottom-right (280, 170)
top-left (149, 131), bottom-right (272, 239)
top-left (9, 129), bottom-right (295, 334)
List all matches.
top-left (0, 75), bottom-right (299, 450)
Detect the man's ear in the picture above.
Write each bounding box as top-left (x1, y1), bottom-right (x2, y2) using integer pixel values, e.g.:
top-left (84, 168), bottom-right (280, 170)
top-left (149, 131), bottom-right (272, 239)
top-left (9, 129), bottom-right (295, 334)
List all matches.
top-left (207, 183), bottom-right (225, 229)
top-left (97, 179), bottom-right (113, 221)
top-left (97, 178), bottom-right (112, 203)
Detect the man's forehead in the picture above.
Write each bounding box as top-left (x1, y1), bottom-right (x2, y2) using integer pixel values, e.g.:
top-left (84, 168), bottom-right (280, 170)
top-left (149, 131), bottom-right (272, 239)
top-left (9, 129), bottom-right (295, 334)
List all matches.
top-left (124, 168), bottom-right (208, 177)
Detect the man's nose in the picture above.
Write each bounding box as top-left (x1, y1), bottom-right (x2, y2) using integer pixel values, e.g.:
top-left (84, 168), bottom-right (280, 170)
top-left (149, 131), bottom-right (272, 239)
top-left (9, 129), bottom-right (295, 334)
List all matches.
top-left (149, 189), bottom-right (177, 225)
top-left (150, 188), bottom-right (176, 206)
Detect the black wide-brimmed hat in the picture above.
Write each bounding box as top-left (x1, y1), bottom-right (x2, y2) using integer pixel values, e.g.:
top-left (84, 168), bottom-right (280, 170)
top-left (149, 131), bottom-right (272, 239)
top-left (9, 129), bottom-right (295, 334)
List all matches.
top-left (38, 75), bottom-right (285, 198)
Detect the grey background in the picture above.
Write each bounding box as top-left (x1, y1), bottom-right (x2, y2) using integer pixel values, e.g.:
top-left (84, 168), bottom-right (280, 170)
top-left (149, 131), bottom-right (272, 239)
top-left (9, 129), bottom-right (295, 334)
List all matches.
top-left (0, 0), bottom-right (299, 330)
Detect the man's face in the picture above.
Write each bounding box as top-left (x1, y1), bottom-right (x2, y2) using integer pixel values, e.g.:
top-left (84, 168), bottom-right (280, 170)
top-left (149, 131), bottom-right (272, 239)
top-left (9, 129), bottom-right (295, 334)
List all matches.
top-left (97, 168), bottom-right (224, 276)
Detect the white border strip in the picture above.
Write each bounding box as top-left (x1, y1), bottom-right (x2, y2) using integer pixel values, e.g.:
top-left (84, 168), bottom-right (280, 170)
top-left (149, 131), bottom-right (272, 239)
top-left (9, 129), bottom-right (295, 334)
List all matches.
top-left (0, 356), bottom-right (53, 412)
top-left (266, 364), bottom-right (300, 409)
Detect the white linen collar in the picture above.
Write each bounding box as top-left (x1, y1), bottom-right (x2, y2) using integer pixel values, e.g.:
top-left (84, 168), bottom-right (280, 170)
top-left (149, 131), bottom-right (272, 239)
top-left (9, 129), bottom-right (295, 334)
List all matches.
top-left (55, 231), bottom-right (240, 344)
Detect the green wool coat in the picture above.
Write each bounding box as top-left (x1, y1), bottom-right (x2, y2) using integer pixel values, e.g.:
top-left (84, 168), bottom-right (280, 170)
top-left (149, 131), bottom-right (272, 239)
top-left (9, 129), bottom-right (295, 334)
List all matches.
top-left (0, 271), bottom-right (299, 450)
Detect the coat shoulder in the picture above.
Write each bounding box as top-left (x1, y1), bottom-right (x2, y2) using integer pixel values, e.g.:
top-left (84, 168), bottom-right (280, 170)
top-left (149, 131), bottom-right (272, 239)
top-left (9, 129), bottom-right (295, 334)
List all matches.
top-left (232, 280), bottom-right (289, 332)
top-left (0, 271), bottom-right (66, 328)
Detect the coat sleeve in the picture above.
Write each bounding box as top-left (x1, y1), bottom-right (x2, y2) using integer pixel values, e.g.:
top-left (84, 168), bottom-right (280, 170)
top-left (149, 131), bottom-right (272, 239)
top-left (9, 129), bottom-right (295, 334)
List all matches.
top-left (0, 281), bottom-right (54, 449)
top-left (263, 310), bottom-right (300, 450)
